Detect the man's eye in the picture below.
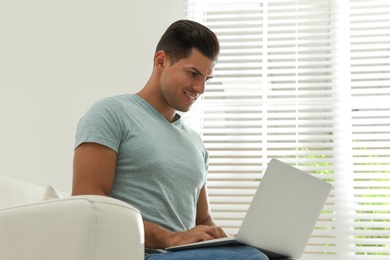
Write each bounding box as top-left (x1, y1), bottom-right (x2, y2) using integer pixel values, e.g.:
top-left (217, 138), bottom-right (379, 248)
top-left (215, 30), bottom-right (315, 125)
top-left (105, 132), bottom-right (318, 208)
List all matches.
top-left (188, 71), bottom-right (198, 77)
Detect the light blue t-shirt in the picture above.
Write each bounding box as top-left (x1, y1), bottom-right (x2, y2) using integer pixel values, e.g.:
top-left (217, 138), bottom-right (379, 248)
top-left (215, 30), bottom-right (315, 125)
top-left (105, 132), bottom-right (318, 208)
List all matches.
top-left (75, 94), bottom-right (208, 233)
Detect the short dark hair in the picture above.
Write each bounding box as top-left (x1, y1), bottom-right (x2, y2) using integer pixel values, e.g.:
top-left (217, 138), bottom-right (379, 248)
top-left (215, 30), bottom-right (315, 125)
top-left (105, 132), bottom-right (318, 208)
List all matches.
top-left (155, 20), bottom-right (220, 65)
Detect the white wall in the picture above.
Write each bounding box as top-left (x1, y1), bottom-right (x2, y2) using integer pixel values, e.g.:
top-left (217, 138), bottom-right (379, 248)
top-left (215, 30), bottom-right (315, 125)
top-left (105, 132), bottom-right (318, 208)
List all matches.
top-left (0, 0), bottom-right (184, 191)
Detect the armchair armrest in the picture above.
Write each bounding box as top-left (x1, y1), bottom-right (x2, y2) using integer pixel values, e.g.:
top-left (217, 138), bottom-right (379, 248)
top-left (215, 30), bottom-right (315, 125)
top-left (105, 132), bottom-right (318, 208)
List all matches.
top-left (0, 195), bottom-right (144, 260)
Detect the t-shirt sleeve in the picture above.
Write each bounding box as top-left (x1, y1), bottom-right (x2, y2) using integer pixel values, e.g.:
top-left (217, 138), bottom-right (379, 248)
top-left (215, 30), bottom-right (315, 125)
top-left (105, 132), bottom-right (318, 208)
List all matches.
top-left (74, 97), bottom-right (124, 153)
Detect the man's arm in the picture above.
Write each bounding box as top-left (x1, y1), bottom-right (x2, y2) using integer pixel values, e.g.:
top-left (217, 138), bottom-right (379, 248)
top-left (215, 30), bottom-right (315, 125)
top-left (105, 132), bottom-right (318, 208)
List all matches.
top-left (72, 142), bottom-right (226, 248)
top-left (72, 142), bottom-right (117, 196)
top-left (196, 184), bottom-right (219, 226)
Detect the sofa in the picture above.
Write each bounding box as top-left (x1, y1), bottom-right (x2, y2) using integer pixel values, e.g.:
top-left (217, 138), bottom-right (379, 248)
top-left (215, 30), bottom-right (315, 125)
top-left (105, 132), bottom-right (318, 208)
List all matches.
top-left (0, 176), bottom-right (144, 260)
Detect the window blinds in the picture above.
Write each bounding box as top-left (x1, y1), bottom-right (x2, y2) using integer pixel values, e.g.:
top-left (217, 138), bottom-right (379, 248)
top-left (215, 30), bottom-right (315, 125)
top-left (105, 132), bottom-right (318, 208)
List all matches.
top-left (349, 0), bottom-right (390, 258)
top-left (183, 0), bottom-right (389, 259)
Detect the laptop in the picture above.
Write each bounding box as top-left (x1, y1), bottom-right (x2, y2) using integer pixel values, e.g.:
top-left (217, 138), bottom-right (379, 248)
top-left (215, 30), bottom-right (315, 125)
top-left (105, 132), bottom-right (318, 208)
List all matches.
top-left (166, 158), bottom-right (332, 259)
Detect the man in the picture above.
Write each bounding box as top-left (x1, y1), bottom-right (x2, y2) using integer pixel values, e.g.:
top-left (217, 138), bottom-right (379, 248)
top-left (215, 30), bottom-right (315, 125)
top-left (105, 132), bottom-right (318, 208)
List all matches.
top-left (72, 20), bottom-right (269, 259)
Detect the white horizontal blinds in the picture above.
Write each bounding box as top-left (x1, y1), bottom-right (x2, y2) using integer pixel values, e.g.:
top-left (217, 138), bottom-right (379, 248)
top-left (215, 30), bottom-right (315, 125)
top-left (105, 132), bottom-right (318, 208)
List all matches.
top-left (198, 1), bottom-right (266, 235)
top-left (185, 0), bottom-right (338, 256)
top-left (183, 0), bottom-right (390, 258)
top-left (263, 2), bottom-right (336, 258)
top-left (350, 0), bottom-right (390, 257)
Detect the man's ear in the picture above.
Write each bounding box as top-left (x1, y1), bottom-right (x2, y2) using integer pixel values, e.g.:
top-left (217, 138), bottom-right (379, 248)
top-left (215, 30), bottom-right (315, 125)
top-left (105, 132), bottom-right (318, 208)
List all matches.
top-left (155, 50), bottom-right (169, 69)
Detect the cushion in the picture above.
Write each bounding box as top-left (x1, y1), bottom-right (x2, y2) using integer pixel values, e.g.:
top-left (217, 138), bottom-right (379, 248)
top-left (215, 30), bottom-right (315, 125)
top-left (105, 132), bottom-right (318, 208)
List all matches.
top-left (42, 184), bottom-right (64, 201)
top-left (0, 176), bottom-right (46, 209)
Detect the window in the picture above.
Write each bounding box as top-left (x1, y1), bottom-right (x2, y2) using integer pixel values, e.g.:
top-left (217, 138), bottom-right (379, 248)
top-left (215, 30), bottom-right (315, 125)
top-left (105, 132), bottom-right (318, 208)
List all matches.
top-left (183, 0), bottom-right (390, 258)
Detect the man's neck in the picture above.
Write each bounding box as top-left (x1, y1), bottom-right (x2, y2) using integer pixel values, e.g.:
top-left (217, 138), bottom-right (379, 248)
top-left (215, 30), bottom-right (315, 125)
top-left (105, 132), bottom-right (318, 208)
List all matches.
top-left (137, 85), bottom-right (176, 123)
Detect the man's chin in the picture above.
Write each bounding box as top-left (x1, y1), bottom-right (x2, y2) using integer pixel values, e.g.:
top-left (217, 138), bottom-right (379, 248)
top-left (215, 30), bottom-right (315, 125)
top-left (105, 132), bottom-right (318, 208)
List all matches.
top-left (177, 105), bottom-right (192, 113)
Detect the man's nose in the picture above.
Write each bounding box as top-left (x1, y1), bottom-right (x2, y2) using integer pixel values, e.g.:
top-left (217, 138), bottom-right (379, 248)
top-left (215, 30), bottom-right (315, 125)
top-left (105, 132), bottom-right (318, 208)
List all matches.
top-left (193, 79), bottom-right (206, 95)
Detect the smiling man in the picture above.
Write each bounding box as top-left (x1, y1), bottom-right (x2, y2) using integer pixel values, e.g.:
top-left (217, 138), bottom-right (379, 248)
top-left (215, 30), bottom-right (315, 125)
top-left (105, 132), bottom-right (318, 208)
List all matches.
top-left (72, 20), bottom-right (269, 260)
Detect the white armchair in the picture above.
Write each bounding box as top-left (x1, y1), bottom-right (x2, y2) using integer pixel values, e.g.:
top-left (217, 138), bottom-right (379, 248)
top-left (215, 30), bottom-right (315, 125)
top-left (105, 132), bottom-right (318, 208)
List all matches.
top-left (0, 176), bottom-right (144, 260)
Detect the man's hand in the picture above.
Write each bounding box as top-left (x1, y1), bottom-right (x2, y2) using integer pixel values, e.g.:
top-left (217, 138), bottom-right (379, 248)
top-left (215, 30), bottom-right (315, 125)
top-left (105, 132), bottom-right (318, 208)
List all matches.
top-left (167, 224), bottom-right (228, 247)
top-left (144, 221), bottom-right (228, 249)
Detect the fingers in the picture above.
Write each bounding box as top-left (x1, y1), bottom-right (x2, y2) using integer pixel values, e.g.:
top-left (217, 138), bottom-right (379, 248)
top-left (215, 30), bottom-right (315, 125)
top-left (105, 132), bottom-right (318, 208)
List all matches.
top-left (216, 226), bottom-right (228, 238)
top-left (194, 225), bottom-right (228, 241)
top-left (167, 225), bottom-right (228, 247)
top-left (206, 225), bottom-right (228, 239)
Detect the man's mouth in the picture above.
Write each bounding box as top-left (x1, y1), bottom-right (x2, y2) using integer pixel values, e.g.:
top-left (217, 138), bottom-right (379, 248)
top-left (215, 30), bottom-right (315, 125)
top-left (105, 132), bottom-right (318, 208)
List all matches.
top-left (184, 90), bottom-right (199, 101)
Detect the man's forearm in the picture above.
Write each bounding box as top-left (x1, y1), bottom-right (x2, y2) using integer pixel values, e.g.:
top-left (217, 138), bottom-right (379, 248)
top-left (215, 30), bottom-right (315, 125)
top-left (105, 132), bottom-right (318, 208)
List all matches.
top-left (143, 220), bottom-right (227, 249)
top-left (143, 220), bottom-right (174, 249)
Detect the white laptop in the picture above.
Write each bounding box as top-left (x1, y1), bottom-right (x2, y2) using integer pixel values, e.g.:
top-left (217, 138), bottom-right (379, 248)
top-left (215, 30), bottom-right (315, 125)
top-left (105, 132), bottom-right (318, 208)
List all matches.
top-left (166, 158), bottom-right (332, 259)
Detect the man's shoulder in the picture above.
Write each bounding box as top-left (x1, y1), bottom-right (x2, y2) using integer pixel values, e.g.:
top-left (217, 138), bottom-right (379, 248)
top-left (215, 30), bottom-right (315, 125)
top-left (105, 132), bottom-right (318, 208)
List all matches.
top-left (90, 94), bottom-right (135, 112)
top-left (97, 94), bottom-right (133, 105)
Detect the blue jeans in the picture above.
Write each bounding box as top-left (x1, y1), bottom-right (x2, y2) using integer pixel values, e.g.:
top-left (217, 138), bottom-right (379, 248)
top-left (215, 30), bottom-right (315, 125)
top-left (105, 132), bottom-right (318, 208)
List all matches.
top-left (144, 246), bottom-right (292, 260)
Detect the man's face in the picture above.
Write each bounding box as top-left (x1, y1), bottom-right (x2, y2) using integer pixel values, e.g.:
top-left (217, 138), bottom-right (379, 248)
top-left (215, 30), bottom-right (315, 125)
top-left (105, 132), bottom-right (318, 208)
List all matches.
top-left (158, 48), bottom-right (216, 113)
